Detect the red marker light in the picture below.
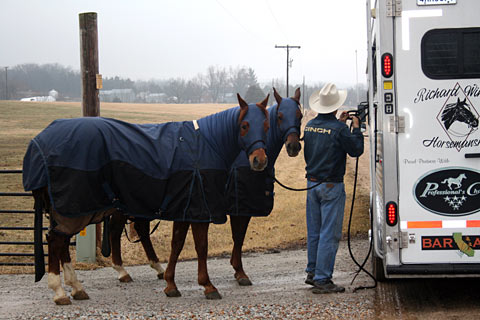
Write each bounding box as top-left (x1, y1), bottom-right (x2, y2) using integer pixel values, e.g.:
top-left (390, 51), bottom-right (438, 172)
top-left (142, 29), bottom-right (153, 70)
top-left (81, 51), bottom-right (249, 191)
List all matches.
top-left (382, 53), bottom-right (393, 78)
top-left (386, 201), bottom-right (398, 226)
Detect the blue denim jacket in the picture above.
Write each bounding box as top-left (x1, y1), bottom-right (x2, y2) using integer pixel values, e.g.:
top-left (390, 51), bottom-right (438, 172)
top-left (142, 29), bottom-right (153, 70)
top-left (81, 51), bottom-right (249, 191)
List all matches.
top-left (303, 113), bottom-right (364, 182)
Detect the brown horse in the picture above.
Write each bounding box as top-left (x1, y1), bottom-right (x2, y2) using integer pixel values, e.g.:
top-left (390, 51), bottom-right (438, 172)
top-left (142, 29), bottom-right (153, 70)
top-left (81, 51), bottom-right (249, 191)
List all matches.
top-left (105, 88), bottom-right (302, 289)
top-left (226, 88), bottom-right (302, 286)
top-left (25, 93), bottom-right (269, 304)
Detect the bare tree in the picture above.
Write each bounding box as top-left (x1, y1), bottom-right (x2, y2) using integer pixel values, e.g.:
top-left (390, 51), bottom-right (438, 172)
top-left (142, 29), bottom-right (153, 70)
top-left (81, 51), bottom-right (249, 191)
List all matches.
top-left (229, 66), bottom-right (258, 96)
top-left (165, 78), bottom-right (187, 103)
top-left (185, 75), bottom-right (205, 103)
top-left (205, 66), bottom-right (228, 103)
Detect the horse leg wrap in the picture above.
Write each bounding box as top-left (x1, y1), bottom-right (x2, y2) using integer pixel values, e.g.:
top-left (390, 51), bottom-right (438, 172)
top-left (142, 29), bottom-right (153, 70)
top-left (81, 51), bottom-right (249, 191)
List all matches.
top-left (48, 273), bottom-right (71, 305)
top-left (63, 262), bottom-right (89, 300)
top-left (149, 261), bottom-right (165, 279)
top-left (113, 265), bottom-right (132, 282)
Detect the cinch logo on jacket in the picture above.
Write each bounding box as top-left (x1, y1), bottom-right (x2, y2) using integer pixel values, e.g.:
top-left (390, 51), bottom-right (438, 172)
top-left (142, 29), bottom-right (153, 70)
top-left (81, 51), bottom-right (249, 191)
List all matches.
top-left (305, 126), bottom-right (331, 134)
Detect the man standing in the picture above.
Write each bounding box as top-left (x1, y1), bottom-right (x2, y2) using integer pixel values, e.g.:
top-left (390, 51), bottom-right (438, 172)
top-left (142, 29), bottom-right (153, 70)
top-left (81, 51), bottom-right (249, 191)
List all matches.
top-left (303, 83), bottom-right (364, 294)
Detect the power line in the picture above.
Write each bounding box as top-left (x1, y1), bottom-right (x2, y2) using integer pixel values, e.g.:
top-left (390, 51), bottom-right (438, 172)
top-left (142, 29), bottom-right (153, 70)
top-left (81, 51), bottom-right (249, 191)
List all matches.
top-left (275, 44), bottom-right (300, 96)
top-left (214, 0), bottom-right (267, 43)
top-left (265, 0), bottom-right (288, 42)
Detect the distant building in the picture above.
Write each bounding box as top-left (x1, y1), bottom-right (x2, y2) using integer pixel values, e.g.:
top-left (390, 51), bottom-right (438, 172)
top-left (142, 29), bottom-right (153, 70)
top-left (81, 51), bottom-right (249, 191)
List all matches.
top-left (145, 93), bottom-right (167, 103)
top-left (100, 89), bottom-right (135, 103)
top-left (20, 89), bottom-right (58, 102)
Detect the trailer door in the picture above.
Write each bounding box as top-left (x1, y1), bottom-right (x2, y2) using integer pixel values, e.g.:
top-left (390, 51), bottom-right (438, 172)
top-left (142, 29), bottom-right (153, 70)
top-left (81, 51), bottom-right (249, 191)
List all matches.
top-left (394, 1), bottom-right (480, 264)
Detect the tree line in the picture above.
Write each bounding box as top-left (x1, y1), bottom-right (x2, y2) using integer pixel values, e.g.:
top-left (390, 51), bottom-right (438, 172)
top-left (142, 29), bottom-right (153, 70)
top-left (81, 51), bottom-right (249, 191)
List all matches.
top-left (0, 63), bottom-right (366, 107)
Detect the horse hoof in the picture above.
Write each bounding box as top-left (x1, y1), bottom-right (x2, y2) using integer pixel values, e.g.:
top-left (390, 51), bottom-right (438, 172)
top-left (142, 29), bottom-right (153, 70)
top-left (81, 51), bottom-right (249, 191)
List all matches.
top-left (237, 278), bottom-right (252, 286)
top-left (119, 274), bottom-right (133, 283)
top-left (72, 290), bottom-right (89, 300)
top-left (54, 296), bottom-right (72, 305)
top-left (165, 288), bottom-right (181, 297)
top-left (205, 291), bottom-right (222, 300)
top-left (157, 272), bottom-right (164, 280)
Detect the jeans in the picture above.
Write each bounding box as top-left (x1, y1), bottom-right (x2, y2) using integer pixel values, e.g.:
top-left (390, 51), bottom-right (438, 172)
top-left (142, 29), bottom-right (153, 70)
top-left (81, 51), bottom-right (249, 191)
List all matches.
top-left (305, 181), bottom-right (346, 283)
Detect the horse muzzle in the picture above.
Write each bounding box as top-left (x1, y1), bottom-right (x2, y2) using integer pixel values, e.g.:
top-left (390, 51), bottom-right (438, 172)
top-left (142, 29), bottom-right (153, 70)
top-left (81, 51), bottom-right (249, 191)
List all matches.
top-left (249, 149), bottom-right (268, 171)
top-left (285, 132), bottom-right (301, 157)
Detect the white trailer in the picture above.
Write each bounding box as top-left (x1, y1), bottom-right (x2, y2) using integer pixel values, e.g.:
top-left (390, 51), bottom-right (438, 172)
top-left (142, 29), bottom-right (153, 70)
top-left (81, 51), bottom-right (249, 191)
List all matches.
top-left (366, 0), bottom-right (480, 279)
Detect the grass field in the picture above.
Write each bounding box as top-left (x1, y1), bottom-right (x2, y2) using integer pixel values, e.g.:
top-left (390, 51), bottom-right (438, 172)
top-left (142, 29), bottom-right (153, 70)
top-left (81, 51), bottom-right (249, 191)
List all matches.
top-left (0, 100), bottom-right (371, 274)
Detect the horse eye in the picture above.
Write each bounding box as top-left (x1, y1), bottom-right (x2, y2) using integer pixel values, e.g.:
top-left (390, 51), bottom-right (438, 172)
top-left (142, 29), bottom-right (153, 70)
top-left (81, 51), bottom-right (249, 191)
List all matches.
top-left (296, 109), bottom-right (303, 119)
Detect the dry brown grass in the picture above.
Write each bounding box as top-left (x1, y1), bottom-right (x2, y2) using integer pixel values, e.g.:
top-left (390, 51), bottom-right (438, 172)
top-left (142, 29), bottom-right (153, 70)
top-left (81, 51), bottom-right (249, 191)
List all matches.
top-left (0, 101), bottom-right (370, 274)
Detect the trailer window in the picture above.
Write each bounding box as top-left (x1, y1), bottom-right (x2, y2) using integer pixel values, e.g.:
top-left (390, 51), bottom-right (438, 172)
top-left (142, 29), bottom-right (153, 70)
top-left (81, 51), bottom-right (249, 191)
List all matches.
top-left (421, 28), bottom-right (480, 79)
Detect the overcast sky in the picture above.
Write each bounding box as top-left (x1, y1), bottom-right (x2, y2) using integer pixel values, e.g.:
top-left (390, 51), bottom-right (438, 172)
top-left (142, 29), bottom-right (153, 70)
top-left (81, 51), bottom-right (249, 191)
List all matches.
top-left (0, 0), bottom-right (367, 87)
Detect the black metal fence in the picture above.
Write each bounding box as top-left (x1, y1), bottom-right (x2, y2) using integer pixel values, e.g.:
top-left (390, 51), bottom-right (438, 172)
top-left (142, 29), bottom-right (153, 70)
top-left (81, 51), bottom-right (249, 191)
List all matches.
top-left (0, 170), bottom-right (45, 266)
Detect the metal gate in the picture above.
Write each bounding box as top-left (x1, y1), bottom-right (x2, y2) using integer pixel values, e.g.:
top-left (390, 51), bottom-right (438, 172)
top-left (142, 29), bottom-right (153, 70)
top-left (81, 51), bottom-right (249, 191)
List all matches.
top-left (0, 170), bottom-right (77, 267)
top-left (0, 170), bottom-right (43, 266)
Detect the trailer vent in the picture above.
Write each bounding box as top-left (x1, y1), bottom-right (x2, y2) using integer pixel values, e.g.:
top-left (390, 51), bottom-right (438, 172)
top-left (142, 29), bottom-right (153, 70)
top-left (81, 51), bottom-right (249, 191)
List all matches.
top-left (382, 53), bottom-right (393, 78)
top-left (386, 201), bottom-right (398, 226)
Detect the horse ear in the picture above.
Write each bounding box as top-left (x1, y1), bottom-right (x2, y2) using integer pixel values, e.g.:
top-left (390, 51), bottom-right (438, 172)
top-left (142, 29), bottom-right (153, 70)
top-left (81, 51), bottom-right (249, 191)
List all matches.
top-left (292, 87), bottom-right (301, 103)
top-left (258, 94), bottom-right (270, 109)
top-left (237, 93), bottom-right (248, 110)
top-left (273, 87), bottom-right (282, 105)
top-left (457, 98), bottom-right (461, 103)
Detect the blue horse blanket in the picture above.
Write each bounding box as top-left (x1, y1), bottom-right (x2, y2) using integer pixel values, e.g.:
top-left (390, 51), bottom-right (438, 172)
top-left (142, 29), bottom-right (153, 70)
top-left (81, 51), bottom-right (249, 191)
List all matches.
top-left (226, 102), bottom-right (300, 217)
top-left (23, 115), bottom-right (241, 224)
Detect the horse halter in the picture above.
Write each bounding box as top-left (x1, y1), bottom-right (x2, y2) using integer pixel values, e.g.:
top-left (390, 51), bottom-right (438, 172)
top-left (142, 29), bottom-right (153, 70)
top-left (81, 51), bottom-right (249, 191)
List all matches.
top-left (237, 99), bottom-right (269, 156)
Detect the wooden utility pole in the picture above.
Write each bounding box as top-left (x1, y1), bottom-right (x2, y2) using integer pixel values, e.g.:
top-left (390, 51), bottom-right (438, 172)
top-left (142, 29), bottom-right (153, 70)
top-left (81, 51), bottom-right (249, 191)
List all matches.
top-left (275, 44), bottom-right (300, 96)
top-left (78, 12), bottom-right (102, 255)
top-left (79, 12), bottom-right (100, 117)
top-left (4, 67), bottom-right (8, 100)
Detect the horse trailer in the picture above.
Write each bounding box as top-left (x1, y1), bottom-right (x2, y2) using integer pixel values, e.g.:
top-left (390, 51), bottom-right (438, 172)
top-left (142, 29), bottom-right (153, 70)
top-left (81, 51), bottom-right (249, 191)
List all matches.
top-left (366, 0), bottom-right (480, 279)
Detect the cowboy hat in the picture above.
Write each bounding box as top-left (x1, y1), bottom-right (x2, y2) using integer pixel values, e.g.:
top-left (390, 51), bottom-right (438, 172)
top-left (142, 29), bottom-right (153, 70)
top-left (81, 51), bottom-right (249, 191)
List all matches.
top-left (309, 83), bottom-right (347, 114)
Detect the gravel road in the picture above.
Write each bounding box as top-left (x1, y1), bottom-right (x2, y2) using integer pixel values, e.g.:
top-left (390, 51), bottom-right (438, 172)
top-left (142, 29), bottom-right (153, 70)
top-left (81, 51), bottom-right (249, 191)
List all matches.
top-left (0, 238), bottom-right (375, 319)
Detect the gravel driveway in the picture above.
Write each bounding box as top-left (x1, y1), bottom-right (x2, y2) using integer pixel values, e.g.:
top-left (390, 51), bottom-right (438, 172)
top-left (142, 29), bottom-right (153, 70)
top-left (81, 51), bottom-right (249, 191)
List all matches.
top-left (0, 239), bottom-right (375, 319)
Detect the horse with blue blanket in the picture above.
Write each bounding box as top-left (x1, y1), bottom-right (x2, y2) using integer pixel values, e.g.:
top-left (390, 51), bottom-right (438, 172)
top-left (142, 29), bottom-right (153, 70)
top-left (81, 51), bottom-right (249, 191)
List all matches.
top-left (23, 94), bottom-right (269, 304)
top-left (226, 87), bottom-right (302, 285)
top-left (107, 88), bottom-right (302, 288)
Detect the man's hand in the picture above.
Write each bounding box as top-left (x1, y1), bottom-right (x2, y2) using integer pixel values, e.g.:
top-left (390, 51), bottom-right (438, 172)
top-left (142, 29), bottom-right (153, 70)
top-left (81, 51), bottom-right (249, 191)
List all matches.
top-left (339, 111), bottom-right (360, 129)
top-left (339, 111), bottom-right (349, 123)
top-left (351, 116), bottom-right (360, 128)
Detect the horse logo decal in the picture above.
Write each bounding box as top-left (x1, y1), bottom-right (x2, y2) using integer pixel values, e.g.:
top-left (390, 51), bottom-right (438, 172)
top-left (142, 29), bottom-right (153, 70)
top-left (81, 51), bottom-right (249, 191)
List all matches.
top-left (436, 83), bottom-right (480, 152)
top-left (440, 98), bottom-right (479, 135)
top-left (441, 173), bottom-right (467, 190)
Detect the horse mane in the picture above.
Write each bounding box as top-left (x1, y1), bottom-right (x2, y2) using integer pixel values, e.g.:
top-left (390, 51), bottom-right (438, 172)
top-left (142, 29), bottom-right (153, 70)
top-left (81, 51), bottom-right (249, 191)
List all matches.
top-left (441, 103), bottom-right (458, 130)
top-left (442, 99), bottom-right (465, 130)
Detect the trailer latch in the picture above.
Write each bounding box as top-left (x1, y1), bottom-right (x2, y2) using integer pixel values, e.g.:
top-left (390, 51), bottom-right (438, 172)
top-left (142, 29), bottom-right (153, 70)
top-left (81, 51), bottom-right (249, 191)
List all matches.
top-left (408, 233), bottom-right (416, 244)
top-left (387, 232), bottom-right (409, 250)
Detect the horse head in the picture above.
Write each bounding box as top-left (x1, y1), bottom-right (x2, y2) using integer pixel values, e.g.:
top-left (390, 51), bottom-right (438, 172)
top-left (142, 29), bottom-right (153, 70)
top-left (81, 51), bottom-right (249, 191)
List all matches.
top-left (237, 93), bottom-right (269, 171)
top-left (442, 98), bottom-right (479, 130)
top-left (457, 98), bottom-right (479, 129)
top-left (273, 87), bottom-right (302, 157)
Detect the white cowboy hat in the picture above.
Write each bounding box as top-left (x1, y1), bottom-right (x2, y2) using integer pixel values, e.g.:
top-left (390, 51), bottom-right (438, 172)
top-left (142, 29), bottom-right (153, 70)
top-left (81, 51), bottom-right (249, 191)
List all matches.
top-left (309, 83), bottom-right (348, 114)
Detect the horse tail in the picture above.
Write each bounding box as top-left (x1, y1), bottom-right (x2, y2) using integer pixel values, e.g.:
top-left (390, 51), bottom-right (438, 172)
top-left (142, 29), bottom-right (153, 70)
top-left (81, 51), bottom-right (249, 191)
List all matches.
top-left (101, 216), bottom-right (111, 257)
top-left (441, 179), bottom-right (448, 184)
top-left (33, 189), bottom-right (46, 282)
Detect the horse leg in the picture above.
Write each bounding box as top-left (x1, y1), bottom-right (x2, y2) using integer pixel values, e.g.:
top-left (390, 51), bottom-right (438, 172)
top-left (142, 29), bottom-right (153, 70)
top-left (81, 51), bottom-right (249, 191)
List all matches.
top-left (109, 211), bottom-right (133, 282)
top-left (60, 235), bottom-right (89, 300)
top-left (164, 221), bottom-right (190, 297)
top-left (134, 219), bottom-right (165, 279)
top-left (230, 215), bottom-right (252, 286)
top-left (46, 230), bottom-right (71, 305)
top-left (191, 222), bottom-right (221, 300)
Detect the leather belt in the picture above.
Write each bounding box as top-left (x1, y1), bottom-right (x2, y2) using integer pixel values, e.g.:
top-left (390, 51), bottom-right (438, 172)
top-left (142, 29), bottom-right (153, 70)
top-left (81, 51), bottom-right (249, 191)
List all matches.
top-left (307, 177), bottom-right (342, 183)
